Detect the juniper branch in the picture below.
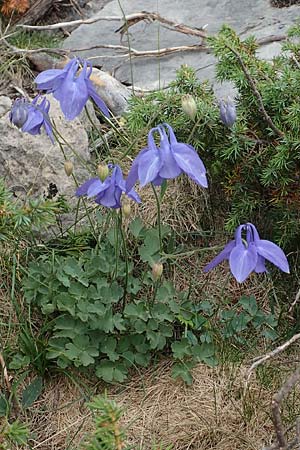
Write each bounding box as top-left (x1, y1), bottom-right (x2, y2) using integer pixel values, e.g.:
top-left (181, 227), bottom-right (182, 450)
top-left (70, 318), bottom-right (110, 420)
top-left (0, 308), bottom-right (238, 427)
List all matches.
top-left (226, 44), bottom-right (284, 138)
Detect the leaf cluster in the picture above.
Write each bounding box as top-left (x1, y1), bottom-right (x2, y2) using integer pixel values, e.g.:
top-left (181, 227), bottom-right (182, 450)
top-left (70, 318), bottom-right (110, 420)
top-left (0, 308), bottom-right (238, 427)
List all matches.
top-left (19, 220), bottom-right (278, 385)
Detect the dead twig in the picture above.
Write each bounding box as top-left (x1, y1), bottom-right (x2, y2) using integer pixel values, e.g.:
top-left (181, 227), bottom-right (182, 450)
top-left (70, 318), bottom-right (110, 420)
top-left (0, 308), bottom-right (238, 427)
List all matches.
top-left (0, 352), bottom-right (11, 391)
top-left (288, 286), bottom-right (300, 313)
top-left (17, 10), bottom-right (207, 39)
top-left (4, 41), bottom-right (209, 59)
top-left (245, 333), bottom-right (300, 388)
top-left (272, 365), bottom-right (300, 450)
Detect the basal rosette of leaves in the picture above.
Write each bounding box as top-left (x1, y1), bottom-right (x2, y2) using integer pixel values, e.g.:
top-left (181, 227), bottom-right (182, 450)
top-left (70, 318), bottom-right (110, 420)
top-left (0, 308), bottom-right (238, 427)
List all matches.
top-left (22, 219), bottom-right (279, 385)
top-left (125, 25), bottom-right (300, 248)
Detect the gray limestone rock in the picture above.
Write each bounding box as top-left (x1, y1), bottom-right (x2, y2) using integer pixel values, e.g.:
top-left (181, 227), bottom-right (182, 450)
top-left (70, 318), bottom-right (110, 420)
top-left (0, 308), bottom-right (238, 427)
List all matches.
top-left (0, 95), bottom-right (90, 201)
top-left (89, 68), bottom-right (131, 115)
top-left (63, 0), bottom-right (300, 97)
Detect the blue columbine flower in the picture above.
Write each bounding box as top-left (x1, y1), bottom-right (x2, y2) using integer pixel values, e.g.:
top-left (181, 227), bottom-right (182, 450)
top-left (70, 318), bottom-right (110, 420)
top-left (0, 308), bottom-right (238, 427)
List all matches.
top-left (219, 97), bottom-right (236, 127)
top-left (126, 123), bottom-right (208, 191)
top-left (35, 58), bottom-right (109, 121)
top-left (204, 222), bottom-right (289, 283)
top-left (9, 98), bottom-right (28, 128)
top-left (10, 95), bottom-right (54, 143)
top-left (76, 164), bottom-right (141, 209)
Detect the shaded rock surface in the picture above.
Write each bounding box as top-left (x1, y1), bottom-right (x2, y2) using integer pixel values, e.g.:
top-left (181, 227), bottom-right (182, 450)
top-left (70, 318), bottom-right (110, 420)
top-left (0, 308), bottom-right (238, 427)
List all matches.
top-left (63, 0), bottom-right (300, 96)
top-left (0, 95), bottom-right (90, 201)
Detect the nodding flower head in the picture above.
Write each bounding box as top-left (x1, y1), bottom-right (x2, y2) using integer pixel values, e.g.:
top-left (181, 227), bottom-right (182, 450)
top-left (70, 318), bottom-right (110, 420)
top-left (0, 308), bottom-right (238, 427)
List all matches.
top-left (204, 222), bottom-right (289, 283)
top-left (76, 164), bottom-right (141, 209)
top-left (125, 123), bottom-right (208, 192)
top-left (219, 97), bottom-right (236, 127)
top-left (10, 98), bottom-right (29, 129)
top-left (35, 57), bottom-right (109, 121)
top-left (10, 95), bottom-right (54, 143)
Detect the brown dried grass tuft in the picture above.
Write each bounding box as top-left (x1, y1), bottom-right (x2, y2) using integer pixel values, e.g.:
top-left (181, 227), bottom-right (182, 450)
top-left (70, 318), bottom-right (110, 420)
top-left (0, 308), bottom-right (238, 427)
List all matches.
top-left (131, 177), bottom-right (210, 234)
top-left (26, 375), bottom-right (93, 450)
top-left (24, 361), bottom-right (279, 450)
top-left (114, 362), bottom-right (274, 450)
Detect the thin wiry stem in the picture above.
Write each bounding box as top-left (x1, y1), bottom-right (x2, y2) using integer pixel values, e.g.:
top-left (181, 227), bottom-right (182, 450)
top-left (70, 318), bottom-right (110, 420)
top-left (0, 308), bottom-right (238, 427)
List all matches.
top-left (151, 183), bottom-right (162, 254)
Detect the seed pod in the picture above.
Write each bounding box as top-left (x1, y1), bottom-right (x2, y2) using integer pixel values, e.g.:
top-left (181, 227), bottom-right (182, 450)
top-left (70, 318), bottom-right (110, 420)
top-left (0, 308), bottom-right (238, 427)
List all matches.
top-left (64, 160), bottom-right (74, 177)
top-left (152, 262), bottom-right (163, 281)
top-left (97, 164), bottom-right (109, 182)
top-left (122, 201), bottom-right (131, 218)
top-left (181, 94), bottom-right (197, 121)
top-left (10, 98), bottom-right (28, 129)
top-left (219, 98), bottom-right (236, 127)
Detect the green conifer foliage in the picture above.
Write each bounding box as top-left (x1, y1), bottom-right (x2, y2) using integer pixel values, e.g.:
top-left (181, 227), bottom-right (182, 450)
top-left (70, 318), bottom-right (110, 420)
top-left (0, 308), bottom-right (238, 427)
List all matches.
top-left (125, 25), bottom-right (300, 248)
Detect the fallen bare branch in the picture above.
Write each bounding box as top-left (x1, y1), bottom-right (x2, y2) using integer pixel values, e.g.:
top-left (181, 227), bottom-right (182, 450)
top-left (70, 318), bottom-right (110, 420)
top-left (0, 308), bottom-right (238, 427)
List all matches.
top-left (272, 365), bottom-right (300, 450)
top-left (4, 41), bottom-right (209, 60)
top-left (17, 10), bottom-right (207, 39)
top-left (289, 286), bottom-right (300, 313)
top-left (246, 333), bottom-right (300, 388)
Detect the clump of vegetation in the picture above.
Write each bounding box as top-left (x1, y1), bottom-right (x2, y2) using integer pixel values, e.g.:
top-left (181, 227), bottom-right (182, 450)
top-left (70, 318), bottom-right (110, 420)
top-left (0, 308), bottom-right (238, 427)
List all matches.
top-left (2, 21), bottom-right (300, 450)
top-left (125, 25), bottom-right (300, 249)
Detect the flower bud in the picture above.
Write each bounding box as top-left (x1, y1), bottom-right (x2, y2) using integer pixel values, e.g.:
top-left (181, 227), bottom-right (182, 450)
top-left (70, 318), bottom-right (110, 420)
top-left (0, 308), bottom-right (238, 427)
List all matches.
top-left (181, 94), bottom-right (197, 121)
top-left (64, 160), bottom-right (74, 177)
top-left (152, 262), bottom-right (163, 281)
top-left (122, 200), bottom-right (131, 218)
top-left (9, 98), bottom-right (28, 129)
top-left (97, 164), bottom-right (109, 182)
top-left (219, 97), bottom-right (236, 127)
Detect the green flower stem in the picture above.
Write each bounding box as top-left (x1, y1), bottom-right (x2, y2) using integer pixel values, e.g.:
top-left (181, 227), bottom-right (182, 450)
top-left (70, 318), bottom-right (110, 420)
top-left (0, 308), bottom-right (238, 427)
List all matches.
top-left (99, 111), bottom-right (131, 145)
top-left (119, 210), bottom-right (129, 311)
top-left (95, 210), bottom-right (113, 253)
top-left (52, 125), bottom-right (94, 174)
top-left (84, 106), bottom-right (111, 157)
top-left (113, 211), bottom-right (120, 280)
top-left (151, 183), bottom-right (162, 254)
top-left (52, 127), bottom-right (97, 240)
top-left (151, 280), bottom-right (159, 306)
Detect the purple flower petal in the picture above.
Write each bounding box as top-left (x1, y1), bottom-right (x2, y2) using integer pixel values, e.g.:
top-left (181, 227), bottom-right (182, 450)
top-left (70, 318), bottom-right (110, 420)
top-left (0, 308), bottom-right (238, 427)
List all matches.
top-left (157, 127), bottom-right (181, 179)
top-left (229, 243), bottom-right (258, 283)
top-left (256, 240), bottom-right (290, 273)
top-left (125, 148), bottom-right (148, 191)
top-left (172, 143), bottom-right (208, 188)
top-left (138, 149), bottom-right (162, 187)
top-left (152, 175), bottom-right (164, 186)
top-left (234, 224), bottom-right (246, 245)
top-left (35, 69), bottom-right (66, 91)
top-left (86, 80), bottom-right (110, 117)
top-left (55, 62), bottom-right (89, 120)
top-left (255, 255), bottom-right (267, 273)
top-left (127, 189), bottom-right (141, 203)
top-left (87, 178), bottom-right (110, 197)
top-left (114, 165), bottom-right (126, 191)
top-left (219, 98), bottom-right (236, 127)
top-left (203, 240), bottom-right (235, 272)
top-left (98, 182), bottom-right (119, 208)
top-left (76, 178), bottom-right (99, 197)
top-left (43, 118), bottom-right (54, 143)
top-left (22, 107), bottom-right (43, 134)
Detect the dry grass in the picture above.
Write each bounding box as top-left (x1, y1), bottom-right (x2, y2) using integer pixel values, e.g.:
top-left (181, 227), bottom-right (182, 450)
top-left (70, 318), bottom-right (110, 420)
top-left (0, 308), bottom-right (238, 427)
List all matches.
top-left (116, 362), bottom-right (274, 450)
top-left (132, 177), bottom-right (210, 234)
top-left (20, 360), bottom-right (284, 450)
